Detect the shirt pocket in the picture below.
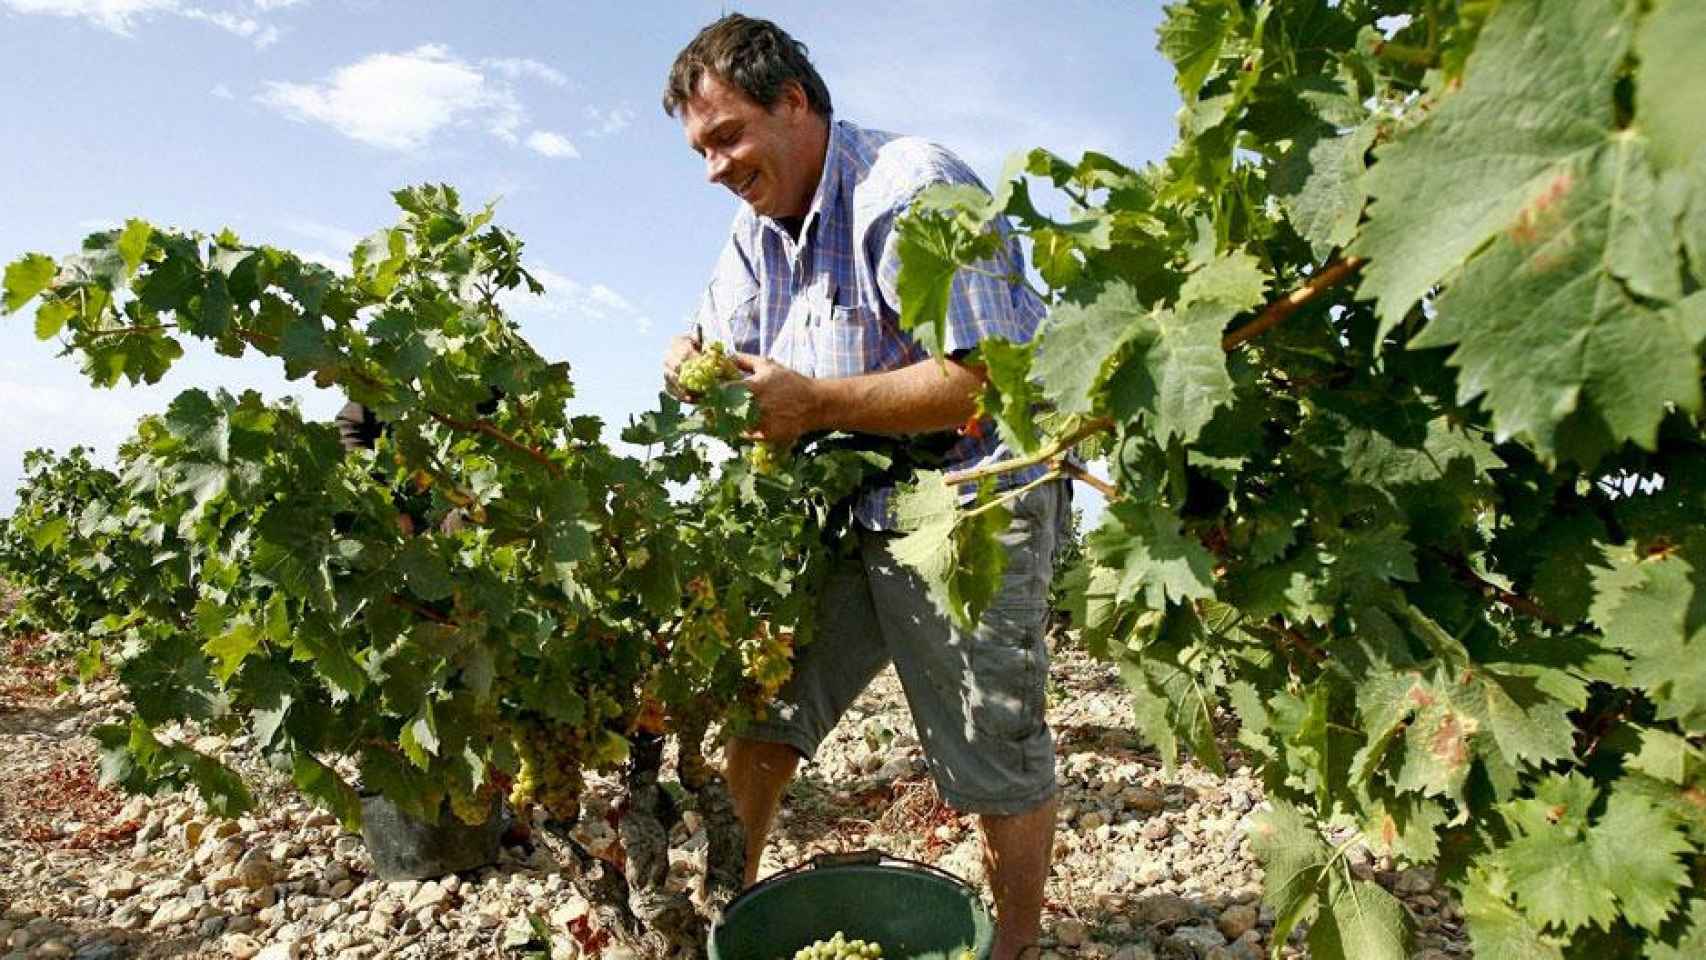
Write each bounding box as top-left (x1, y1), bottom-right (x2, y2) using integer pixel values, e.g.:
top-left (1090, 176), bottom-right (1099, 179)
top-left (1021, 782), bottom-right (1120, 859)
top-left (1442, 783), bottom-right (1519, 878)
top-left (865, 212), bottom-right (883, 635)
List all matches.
top-left (816, 298), bottom-right (874, 379)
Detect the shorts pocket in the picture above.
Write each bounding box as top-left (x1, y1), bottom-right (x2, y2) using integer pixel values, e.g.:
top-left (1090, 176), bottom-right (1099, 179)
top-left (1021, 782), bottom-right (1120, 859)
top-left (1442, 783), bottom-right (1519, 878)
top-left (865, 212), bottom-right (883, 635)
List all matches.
top-left (968, 605), bottom-right (1048, 743)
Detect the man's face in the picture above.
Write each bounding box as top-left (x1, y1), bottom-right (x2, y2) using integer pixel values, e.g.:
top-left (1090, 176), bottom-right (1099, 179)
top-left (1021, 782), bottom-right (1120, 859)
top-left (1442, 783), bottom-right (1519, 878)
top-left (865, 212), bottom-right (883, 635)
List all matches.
top-left (681, 72), bottom-right (824, 219)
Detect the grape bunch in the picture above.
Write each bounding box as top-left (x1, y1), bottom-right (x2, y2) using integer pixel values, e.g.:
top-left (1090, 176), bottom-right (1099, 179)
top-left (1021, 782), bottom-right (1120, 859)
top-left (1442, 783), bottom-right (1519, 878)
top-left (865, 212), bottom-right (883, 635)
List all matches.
top-left (788, 933), bottom-right (883, 960)
top-left (744, 440), bottom-right (787, 476)
top-left (508, 719), bottom-right (585, 822)
top-left (446, 785), bottom-right (494, 826)
top-left (677, 340), bottom-right (741, 395)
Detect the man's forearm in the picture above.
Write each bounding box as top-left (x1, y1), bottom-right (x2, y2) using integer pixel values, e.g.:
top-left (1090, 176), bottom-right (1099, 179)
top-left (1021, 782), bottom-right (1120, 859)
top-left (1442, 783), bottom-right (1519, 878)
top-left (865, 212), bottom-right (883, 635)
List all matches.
top-left (808, 358), bottom-right (984, 436)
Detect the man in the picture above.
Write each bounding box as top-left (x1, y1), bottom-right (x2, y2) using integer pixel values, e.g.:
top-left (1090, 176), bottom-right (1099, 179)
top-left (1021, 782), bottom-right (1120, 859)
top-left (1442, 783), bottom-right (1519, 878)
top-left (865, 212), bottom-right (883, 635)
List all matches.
top-left (660, 16), bottom-right (1067, 958)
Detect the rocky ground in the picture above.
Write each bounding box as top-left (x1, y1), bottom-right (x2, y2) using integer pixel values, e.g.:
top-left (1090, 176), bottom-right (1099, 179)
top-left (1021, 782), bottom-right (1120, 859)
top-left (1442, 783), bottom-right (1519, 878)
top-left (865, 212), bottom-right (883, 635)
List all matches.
top-left (0, 626), bottom-right (1472, 960)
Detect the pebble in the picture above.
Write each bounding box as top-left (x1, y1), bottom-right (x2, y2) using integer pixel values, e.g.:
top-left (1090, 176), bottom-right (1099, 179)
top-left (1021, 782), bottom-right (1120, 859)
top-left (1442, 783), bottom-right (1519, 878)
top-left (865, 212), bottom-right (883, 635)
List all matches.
top-left (1216, 903), bottom-right (1258, 941)
top-left (1166, 925), bottom-right (1228, 957)
top-left (1055, 918), bottom-right (1089, 947)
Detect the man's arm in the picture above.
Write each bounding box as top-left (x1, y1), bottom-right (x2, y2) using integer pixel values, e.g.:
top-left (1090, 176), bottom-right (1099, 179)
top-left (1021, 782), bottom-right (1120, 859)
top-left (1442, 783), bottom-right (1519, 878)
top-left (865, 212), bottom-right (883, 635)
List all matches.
top-left (732, 352), bottom-right (984, 447)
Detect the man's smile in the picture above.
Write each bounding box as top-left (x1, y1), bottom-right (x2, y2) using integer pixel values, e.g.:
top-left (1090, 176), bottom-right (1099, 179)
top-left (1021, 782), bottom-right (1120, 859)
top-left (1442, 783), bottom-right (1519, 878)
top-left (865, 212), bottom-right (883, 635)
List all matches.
top-left (736, 171), bottom-right (758, 200)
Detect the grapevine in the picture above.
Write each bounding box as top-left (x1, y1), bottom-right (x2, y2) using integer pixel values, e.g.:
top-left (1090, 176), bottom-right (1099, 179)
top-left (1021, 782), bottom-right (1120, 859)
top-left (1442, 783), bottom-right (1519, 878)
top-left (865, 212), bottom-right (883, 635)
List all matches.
top-left (888, 1), bottom-right (1706, 957)
top-left (0, 185), bottom-right (889, 952)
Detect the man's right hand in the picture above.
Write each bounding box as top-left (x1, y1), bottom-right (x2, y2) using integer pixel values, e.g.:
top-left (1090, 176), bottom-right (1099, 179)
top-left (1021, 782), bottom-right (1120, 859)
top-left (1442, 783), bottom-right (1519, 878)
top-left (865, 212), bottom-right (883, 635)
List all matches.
top-left (663, 333), bottom-right (701, 399)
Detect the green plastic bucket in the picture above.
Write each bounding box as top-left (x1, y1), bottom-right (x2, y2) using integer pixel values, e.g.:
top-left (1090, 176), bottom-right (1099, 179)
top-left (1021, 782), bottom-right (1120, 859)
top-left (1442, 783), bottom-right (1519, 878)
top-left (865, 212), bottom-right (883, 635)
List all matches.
top-left (708, 851), bottom-right (995, 960)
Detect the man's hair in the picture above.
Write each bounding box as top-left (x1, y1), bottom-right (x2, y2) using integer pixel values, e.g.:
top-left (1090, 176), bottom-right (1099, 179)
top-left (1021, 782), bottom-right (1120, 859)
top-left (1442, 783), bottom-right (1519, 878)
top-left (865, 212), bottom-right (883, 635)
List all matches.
top-left (662, 14), bottom-right (833, 118)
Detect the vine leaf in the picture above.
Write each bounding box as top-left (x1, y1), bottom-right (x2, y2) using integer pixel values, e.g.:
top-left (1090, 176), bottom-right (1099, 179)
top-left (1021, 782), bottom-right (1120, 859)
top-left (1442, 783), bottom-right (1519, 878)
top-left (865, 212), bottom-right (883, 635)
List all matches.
top-left (1156, 0), bottom-right (1235, 100)
top-left (1410, 138), bottom-right (1702, 459)
top-left (1249, 800), bottom-right (1328, 949)
top-left (1086, 502), bottom-right (1216, 610)
top-left (1354, 0), bottom-right (1634, 337)
top-left (3, 253), bottom-right (55, 313)
top-left (1635, 0), bottom-right (1706, 172)
top-left (1496, 773), bottom-right (1691, 933)
top-left (1460, 870), bottom-right (1566, 960)
top-left (1031, 281), bottom-right (1147, 417)
top-left (889, 470), bottom-right (1011, 630)
top-left (1274, 121), bottom-right (1378, 262)
top-left (1307, 867), bottom-right (1411, 960)
top-left (1124, 616), bottom-right (1223, 775)
top-left (1589, 535), bottom-right (1706, 734)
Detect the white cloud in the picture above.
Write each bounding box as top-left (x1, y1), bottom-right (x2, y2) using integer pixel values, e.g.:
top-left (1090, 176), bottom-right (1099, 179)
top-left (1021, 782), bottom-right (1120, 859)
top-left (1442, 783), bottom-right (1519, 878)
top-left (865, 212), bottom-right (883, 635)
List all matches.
top-left (1, 0), bottom-right (176, 34)
top-left (583, 104), bottom-right (634, 139)
top-left (210, 82), bottom-right (234, 99)
top-left (251, 0), bottom-right (302, 10)
top-left (260, 44), bottom-right (526, 151)
top-left (282, 217), bottom-right (361, 252)
top-left (505, 266), bottom-right (651, 334)
top-left (180, 6), bottom-right (277, 47)
top-left (525, 130), bottom-right (579, 159)
top-left (1, 0), bottom-right (286, 47)
top-left (481, 56), bottom-right (568, 88)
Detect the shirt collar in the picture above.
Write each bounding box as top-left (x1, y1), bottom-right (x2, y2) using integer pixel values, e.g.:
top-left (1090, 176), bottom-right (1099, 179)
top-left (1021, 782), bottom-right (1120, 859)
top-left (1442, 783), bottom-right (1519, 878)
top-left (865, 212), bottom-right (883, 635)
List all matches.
top-left (756, 117), bottom-right (845, 249)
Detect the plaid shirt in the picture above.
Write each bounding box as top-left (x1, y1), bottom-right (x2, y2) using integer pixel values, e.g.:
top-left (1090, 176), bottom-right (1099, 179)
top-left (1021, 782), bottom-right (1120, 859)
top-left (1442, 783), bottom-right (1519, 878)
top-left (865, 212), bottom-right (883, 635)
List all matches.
top-left (692, 119), bottom-right (1048, 530)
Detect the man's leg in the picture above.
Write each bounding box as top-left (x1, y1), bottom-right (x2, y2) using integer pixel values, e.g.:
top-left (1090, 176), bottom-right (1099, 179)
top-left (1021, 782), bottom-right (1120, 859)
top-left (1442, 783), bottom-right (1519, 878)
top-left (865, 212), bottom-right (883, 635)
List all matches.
top-left (980, 795), bottom-right (1057, 960)
top-left (724, 736), bottom-right (802, 886)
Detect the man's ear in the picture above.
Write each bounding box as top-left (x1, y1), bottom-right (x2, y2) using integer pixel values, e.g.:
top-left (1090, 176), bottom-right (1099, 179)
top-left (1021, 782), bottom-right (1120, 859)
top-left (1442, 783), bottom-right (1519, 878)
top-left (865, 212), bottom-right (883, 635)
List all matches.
top-left (776, 79), bottom-right (809, 117)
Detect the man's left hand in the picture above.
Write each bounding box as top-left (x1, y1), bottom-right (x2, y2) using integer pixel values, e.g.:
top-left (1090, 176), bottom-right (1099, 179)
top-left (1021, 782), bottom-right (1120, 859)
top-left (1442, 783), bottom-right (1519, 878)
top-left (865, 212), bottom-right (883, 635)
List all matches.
top-left (732, 353), bottom-right (821, 448)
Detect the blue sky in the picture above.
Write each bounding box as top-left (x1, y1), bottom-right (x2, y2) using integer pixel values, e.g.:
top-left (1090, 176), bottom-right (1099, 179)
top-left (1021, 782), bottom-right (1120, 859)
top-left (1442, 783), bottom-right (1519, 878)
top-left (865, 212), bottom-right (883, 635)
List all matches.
top-left (0, 1), bottom-right (1177, 512)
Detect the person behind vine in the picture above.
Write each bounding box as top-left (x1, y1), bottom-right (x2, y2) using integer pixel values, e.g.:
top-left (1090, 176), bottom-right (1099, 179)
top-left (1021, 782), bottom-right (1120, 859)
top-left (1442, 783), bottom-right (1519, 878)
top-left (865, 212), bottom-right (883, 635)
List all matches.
top-left (660, 16), bottom-right (1069, 959)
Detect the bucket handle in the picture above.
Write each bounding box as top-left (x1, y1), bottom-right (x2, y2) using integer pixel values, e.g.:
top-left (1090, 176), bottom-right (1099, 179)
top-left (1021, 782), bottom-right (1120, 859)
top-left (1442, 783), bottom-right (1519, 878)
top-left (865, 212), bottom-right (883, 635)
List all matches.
top-left (721, 848), bottom-right (979, 915)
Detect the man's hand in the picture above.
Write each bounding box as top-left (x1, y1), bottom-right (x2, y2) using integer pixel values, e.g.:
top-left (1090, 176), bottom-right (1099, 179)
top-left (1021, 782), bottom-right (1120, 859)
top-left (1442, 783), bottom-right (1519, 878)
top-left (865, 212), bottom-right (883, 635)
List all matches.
top-left (662, 333), bottom-right (702, 399)
top-left (732, 353), bottom-right (821, 448)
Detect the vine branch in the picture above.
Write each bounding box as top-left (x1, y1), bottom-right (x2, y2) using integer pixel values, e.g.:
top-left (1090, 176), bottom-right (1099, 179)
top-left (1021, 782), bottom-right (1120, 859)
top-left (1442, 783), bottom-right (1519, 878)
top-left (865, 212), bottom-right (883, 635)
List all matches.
top-left (1428, 548), bottom-right (1562, 627)
top-left (430, 412), bottom-right (562, 478)
top-left (943, 416), bottom-right (1113, 487)
top-left (1221, 256), bottom-right (1366, 351)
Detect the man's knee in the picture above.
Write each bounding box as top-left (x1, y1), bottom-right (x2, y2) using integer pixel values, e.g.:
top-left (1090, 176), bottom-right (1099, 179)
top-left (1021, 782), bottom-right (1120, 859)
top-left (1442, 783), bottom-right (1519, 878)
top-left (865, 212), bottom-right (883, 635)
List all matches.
top-left (726, 736), bottom-right (804, 782)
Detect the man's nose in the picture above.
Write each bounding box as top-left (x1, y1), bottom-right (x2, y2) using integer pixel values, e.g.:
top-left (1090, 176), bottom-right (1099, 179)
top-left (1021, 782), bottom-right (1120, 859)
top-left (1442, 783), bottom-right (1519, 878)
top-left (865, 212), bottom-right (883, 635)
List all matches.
top-left (705, 150), bottom-right (730, 186)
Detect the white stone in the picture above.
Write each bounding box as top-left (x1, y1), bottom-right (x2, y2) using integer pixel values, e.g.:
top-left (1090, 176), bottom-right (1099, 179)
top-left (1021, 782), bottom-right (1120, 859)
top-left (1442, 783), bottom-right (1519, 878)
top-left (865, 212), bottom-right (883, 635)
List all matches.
top-left (223, 933), bottom-right (262, 959)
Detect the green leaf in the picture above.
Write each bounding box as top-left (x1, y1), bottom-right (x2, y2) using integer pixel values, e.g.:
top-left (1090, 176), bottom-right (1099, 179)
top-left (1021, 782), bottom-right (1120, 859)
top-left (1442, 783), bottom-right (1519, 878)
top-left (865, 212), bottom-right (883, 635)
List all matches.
top-left (1645, 897), bottom-right (1706, 960)
top-left (1178, 250), bottom-right (1268, 312)
top-left (1591, 536), bottom-right (1706, 732)
top-left (894, 204), bottom-right (1000, 356)
top-left (1086, 502), bottom-right (1216, 610)
top-left (1156, 0), bottom-right (1234, 100)
top-left (1353, 0), bottom-right (1635, 337)
top-left (1274, 122), bottom-right (1378, 261)
top-left (400, 701), bottom-right (440, 770)
top-left (202, 616), bottom-right (262, 685)
top-left (397, 538), bottom-right (455, 603)
top-left (1636, 0), bottom-right (1706, 171)
top-left (1498, 773), bottom-right (1691, 934)
top-left (4, 253), bottom-right (56, 313)
top-left (1308, 868), bottom-right (1411, 960)
top-left (1031, 282), bottom-right (1146, 417)
top-left (1410, 139), bottom-right (1700, 458)
top-left (1248, 799), bottom-right (1329, 949)
top-left (976, 338), bottom-right (1042, 454)
top-left (117, 219), bottom-right (152, 278)
top-left (34, 298), bottom-right (72, 340)
top-left (292, 753), bottom-right (363, 832)
top-left (1106, 299), bottom-right (1237, 444)
top-left (1461, 870), bottom-right (1566, 960)
top-left (889, 471), bottom-right (1011, 630)
top-left (1123, 606), bottom-right (1223, 774)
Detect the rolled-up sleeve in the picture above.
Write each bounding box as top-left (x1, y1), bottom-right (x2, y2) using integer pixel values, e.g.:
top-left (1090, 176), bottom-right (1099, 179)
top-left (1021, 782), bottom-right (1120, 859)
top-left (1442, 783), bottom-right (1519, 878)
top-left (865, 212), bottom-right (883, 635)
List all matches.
top-left (692, 231), bottom-right (761, 354)
top-left (873, 202), bottom-right (1040, 358)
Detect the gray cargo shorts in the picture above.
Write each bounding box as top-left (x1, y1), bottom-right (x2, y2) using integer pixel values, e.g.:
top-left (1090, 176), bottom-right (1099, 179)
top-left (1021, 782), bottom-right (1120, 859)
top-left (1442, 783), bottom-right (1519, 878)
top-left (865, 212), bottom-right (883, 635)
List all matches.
top-left (741, 479), bottom-right (1069, 816)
